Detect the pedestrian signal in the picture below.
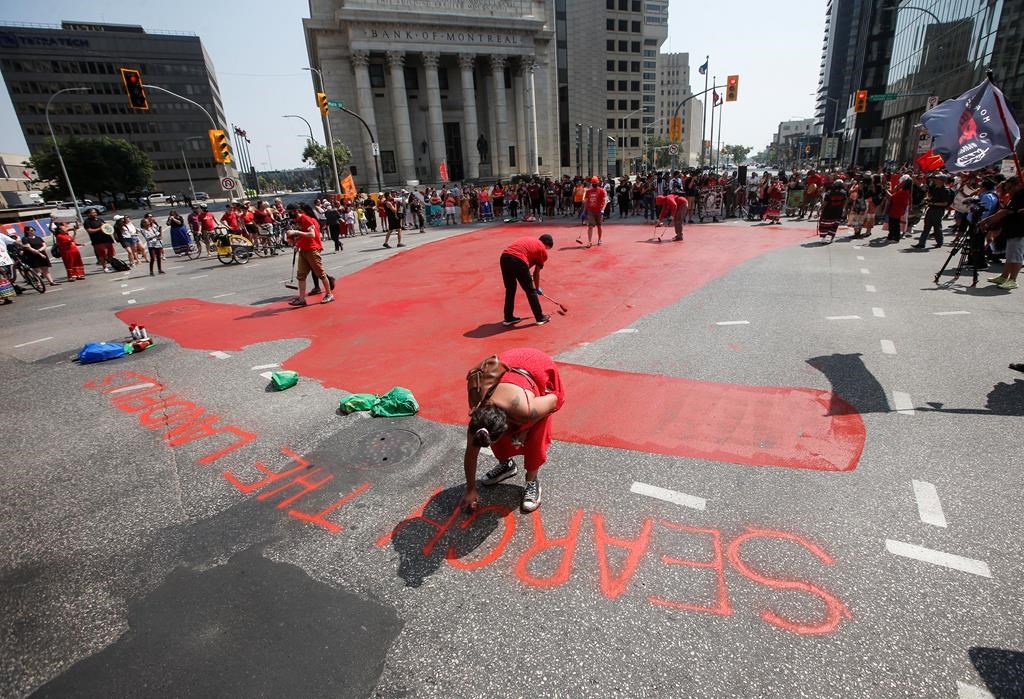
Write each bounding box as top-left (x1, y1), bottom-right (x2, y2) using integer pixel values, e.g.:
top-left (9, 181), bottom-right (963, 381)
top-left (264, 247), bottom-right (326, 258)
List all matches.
top-left (208, 129), bottom-right (232, 164)
top-left (854, 89), bottom-right (869, 113)
top-left (726, 75), bottom-right (739, 102)
top-left (317, 92), bottom-right (329, 117)
top-left (119, 68), bottom-right (148, 111)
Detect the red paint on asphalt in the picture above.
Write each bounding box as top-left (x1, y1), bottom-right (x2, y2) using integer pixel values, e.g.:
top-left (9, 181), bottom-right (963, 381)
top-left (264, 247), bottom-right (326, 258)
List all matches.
top-left (119, 223), bottom-right (865, 471)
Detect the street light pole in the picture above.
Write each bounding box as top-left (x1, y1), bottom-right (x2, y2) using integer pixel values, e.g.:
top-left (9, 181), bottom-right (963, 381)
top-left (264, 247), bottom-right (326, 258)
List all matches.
top-left (179, 135), bottom-right (205, 202)
top-left (284, 115), bottom-right (326, 193)
top-left (304, 67), bottom-right (341, 196)
top-left (618, 107), bottom-right (645, 177)
top-left (45, 87), bottom-right (90, 223)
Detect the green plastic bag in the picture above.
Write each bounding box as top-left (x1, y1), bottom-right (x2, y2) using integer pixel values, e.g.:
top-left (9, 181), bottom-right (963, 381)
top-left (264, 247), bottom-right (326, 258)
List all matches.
top-left (270, 370), bottom-right (299, 391)
top-left (370, 386), bottom-right (419, 417)
top-left (339, 393), bottom-right (378, 414)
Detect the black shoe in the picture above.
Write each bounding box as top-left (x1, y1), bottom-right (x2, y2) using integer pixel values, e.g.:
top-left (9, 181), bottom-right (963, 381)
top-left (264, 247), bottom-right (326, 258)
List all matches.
top-left (535, 315), bottom-right (551, 326)
top-left (310, 287), bottom-right (322, 295)
top-left (482, 459), bottom-right (518, 485)
top-left (382, 243), bottom-right (391, 248)
top-left (502, 316), bottom-right (523, 326)
top-left (911, 244), bottom-right (925, 249)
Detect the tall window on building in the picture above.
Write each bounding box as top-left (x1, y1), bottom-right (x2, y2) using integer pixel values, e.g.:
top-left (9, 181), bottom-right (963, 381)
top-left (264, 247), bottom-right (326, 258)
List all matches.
top-left (369, 64), bottom-right (386, 88)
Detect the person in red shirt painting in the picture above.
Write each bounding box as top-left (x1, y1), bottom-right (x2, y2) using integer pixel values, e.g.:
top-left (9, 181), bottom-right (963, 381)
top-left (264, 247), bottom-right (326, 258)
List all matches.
top-left (583, 176), bottom-right (607, 248)
top-left (286, 203), bottom-right (334, 306)
top-left (654, 191), bottom-right (690, 241)
top-left (500, 234), bottom-right (553, 326)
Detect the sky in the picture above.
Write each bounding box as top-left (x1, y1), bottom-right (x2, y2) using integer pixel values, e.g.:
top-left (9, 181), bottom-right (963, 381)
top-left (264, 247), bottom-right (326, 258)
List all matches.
top-left (0, 0), bottom-right (826, 167)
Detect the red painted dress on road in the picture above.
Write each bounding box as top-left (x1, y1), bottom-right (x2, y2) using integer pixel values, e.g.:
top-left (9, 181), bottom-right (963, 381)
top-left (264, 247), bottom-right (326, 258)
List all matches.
top-left (489, 348), bottom-right (566, 472)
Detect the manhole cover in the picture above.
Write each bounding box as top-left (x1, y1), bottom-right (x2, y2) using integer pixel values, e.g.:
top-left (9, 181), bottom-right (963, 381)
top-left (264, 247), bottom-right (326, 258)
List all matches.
top-left (349, 429), bottom-right (422, 469)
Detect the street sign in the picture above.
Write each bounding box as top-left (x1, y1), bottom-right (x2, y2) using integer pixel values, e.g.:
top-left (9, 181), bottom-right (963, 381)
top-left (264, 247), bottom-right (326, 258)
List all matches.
top-left (668, 143), bottom-right (679, 156)
top-left (220, 176), bottom-right (236, 191)
top-left (926, 95), bottom-right (939, 111)
top-left (371, 142), bottom-right (380, 156)
top-left (916, 129), bottom-right (931, 155)
top-left (821, 137), bottom-right (839, 159)
top-left (868, 93), bottom-right (898, 102)
top-left (327, 100), bottom-right (345, 109)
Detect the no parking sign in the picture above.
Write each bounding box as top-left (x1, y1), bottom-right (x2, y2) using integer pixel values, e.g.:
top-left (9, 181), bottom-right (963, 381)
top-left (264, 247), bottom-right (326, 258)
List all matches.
top-left (220, 176), bottom-right (237, 191)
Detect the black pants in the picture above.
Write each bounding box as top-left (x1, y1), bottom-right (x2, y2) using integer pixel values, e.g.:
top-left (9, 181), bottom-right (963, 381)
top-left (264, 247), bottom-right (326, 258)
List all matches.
top-left (328, 223), bottom-right (342, 251)
top-left (500, 253), bottom-right (543, 321)
top-left (887, 216), bottom-right (902, 241)
top-left (918, 207), bottom-right (944, 246)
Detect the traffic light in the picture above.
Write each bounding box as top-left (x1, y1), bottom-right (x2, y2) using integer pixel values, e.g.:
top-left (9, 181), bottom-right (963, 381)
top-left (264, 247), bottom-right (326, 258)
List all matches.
top-left (317, 92), bottom-right (329, 117)
top-left (669, 116), bottom-right (682, 142)
top-left (854, 89), bottom-right (869, 113)
top-left (208, 129), bottom-right (232, 164)
top-left (726, 75), bottom-right (739, 102)
top-left (119, 68), bottom-right (148, 111)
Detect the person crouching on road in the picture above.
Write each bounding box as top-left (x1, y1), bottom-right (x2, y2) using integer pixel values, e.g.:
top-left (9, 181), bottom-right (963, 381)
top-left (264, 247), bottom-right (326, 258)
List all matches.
top-left (500, 234), bottom-right (553, 327)
top-left (462, 348), bottom-right (565, 514)
top-left (655, 191), bottom-right (690, 241)
top-left (287, 204), bottom-right (334, 306)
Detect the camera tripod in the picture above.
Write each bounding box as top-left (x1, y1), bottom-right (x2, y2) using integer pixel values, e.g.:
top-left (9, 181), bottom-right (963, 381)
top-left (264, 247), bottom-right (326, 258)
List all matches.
top-left (934, 217), bottom-right (984, 287)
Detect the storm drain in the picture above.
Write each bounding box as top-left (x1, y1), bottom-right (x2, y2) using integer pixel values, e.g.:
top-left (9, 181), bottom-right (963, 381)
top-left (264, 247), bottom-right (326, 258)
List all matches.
top-left (349, 429), bottom-right (422, 469)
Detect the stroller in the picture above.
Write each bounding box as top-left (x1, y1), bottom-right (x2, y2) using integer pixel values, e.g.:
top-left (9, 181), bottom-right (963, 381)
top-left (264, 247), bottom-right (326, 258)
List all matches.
top-left (427, 203), bottom-right (444, 227)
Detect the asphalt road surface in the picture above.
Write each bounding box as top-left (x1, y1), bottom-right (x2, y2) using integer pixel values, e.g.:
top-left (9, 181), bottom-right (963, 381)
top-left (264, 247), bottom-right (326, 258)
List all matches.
top-left (2, 215), bottom-right (1021, 699)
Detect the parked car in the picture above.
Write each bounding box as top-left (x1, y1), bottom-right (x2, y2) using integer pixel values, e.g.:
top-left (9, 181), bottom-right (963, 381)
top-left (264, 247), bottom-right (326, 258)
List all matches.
top-left (193, 191), bottom-right (210, 201)
top-left (147, 193), bottom-right (169, 204)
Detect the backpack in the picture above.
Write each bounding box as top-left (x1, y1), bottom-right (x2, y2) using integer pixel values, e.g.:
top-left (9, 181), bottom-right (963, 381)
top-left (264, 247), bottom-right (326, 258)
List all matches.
top-left (466, 355), bottom-right (535, 413)
top-left (108, 256), bottom-right (130, 272)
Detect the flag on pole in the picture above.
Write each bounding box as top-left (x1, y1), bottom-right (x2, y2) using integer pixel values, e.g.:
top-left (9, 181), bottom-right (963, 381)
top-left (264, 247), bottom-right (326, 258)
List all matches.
top-left (921, 79), bottom-right (1021, 172)
top-left (439, 159), bottom-right (449, 183)
top-left (340, 173), bottom-right (357, 199)
top-left (915, 150), bottom-right (945, 172)
top-left (22, 169), bottom-right (31, 179)
top-left (698, 59), bottom-right (708, 76)
top-left (712, 90), bottom-right (721, 106)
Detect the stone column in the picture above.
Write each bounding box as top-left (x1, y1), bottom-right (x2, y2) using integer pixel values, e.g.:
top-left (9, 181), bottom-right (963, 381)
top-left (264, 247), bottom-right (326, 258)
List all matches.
top-left (421, 52), bottom-right (447, 182)
top-left (489, 55), bottom-right (510, 178)
top-left (512, 61), bottom-right (527, 174)
top-left (386, 50), bottom-right (416, 184)
top-left (522, 56), bottom-right (539, 176)
top-left (350, 51), bottom-right (378, 190)
top-left (458, 54), bottom-right (480, 180)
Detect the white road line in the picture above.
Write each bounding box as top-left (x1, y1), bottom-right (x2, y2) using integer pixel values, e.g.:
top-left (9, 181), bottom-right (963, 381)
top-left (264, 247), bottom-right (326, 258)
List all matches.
top-left (934, 310), bottom-right (971, 316)
top-left (715, 320), bottom-right (750, 326)
top-left (13, 336), bottom-right (53, 348)
top-left (872, 307), bottom-right (886, 318)
top-left (212, 292), bottom-right (236, 299)
top-left (107, 382), bottom-right (156, 395)
top-left (826, 315), bottom-right (861, 320)
top-left (912, 479), bottom-right (948, 528)
top-left (857, 255), bottom-right (865, 260)
top-left (329, 265), bottom-right (346, 271)
top-left (164, 265), bottom-right (183, 270)
top-left (250, 363), bottom-right (280, 371)
top-left (189, 274), bottom-right (209, 280)
top-left (209, 351), bottom-right (230, 359)
top-left (880, 339), bottom-right (897, 355)
top-left (615, 328), bottom-right (639, 334)
top-left (40, 304), bottom-right (66, 311)
top-left (259, 371), bottom-right (275, 380)
top-left (121, 288), bottom-right (145, 295)
top-left (278, 279), bottom-right (292, 283)
top-left (860, 268), bottom-right (871, 274)
top-left (885, 540), bottom-right (991, 578)
top-left (957, 681), bottom-right (996, 699)
top-left (120, 283), bottom-right (128, 288)
top-left (630, 481), bottom-right (707, 511)
top-left (865, 284), bottom-right (877, 292)
top-left (44, 286), bottom-right (63, 292)
top-left (127, 299), bottom-right (137, 304)
top-left (892, 391), bottom-right (915, 415)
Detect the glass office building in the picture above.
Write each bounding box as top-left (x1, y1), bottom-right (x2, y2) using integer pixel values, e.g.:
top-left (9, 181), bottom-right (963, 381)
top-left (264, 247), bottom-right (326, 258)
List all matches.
top-left (881, 0), bottom-right (1010, 163)
top-left (0, 21), bottom-right (238, 198)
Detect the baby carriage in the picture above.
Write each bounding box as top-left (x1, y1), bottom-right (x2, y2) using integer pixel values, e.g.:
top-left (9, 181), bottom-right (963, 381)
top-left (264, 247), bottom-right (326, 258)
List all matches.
top-left (427, 203), bottom-right (445, 226)
top-left (479, 200), bottom-right (494, 222)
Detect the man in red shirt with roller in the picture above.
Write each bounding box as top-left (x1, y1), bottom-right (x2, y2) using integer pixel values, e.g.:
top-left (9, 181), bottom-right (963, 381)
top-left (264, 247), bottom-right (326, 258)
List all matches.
top-left (500, 234), bottom-right (553, 326)
top-left (583, 176), bottom-right (607, 248)
top-left (654, 190), bottom-right (689, 241)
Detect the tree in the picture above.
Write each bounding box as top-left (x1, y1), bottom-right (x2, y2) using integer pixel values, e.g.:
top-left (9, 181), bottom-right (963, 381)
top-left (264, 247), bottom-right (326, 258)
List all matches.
top-left (721, 144), bottom-right (753, 165)
top-left (301, 140), bottom-right (351, 191)
top-left (26, 137), bottom-right (154, 202)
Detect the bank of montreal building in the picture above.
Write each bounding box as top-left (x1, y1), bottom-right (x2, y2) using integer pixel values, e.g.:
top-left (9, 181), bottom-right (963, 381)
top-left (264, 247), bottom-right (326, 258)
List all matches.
top-left (0, 21), bottom-right (239, 199)
top-left (304, 0), bottom-right (668, 188)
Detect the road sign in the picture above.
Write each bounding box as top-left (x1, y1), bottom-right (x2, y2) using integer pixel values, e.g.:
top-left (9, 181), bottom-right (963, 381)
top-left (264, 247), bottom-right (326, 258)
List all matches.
top-left (926, 95), bottom-right (939, 111)
top-left (868, 93), bottom-right (897, 102)
top-left (668, 143), bottom-right (679, 156)
top-left (371, 142), bottom-right (380, 156)
top-left (327, 100), bottom-right (345, 109)
top-left (821, 137), bottom-right (839, 159)
top-left (219, 176), bottom-right (236, 191)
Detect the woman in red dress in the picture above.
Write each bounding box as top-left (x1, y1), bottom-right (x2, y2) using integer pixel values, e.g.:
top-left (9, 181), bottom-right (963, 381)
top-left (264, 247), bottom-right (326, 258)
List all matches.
top-left (764, 177), bottom-right (786, 224)
top-left (462, 348), bottom-right (566, 514)
top-left (54, 221), bottom-right (86, 281)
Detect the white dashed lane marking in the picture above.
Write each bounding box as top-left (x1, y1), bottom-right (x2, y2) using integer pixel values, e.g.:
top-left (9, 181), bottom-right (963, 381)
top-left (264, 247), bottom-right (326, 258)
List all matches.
top-left (107, 382), bottom-right (157, 395)
top-left (865, 284), bottom-right (877, 292)
top-left (826, 315), bottom-right (861, 320)
top-left (209, 351), bottom-right (230, 359)
top-left (872, 307), bottom-right (886, 318)
top-left (251, 363), bottom-right (279, 371)
top-left (880, 340), bottom-right (897, 355)
top-left (860, 268), bottom-right (871, 274)
top-left (857, 255), bottom-right (865, 260)
top-left (934, 310), bottom-right (971, 316)
top-left (715, 320), bottom-right (750, 326)
top-left (189, 274), bottom-right (209, 280)
top-left (885, 540), bottom-right (991, 578)
top-left (912, 479), bottom-right (947, 528)
top-left (13, 337), bottom-right (53, 348)
top-left (212, 292), bottom-right (236, 299)
top-left (892, 391), bottom-right (915, 415)
top-left (614, 328), bottom-right (639, 334)
top-left (40, 304), bottom-right (66, 311)
top-left (957, 681), bottom-right (996, 699)
top-left (259, 371), bottom-right (275, 380)
top-left (630, 481), bottom-right (707, 511)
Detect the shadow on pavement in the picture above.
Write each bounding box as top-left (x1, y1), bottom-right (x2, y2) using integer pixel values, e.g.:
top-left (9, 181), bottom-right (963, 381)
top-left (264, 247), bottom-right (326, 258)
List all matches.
top-left (969, 647), bottom-right (1024, 698)
top-left (921, 379), bottom-right (1024, 416)
top-left (464, 321), bottom-right (530, 339)
top-left (388, 483), bottom-right (521, 588)
top-left (250, 295), bottom-right (294, 306)
top-left (807, 352), bottom-right (891, 415)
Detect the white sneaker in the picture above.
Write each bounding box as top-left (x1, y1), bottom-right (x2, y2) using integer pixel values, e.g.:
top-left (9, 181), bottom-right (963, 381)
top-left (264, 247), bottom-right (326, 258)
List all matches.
top-left (103, 267), bottom-right (112, 273)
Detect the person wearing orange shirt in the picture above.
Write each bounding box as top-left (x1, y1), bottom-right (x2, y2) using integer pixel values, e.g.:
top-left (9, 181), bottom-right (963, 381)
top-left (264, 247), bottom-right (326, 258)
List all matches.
top-left (583, 176), bottom-right (607, 248)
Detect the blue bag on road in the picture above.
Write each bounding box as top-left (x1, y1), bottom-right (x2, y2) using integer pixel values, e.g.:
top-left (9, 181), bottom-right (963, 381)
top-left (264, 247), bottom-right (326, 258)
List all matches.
top-left (77, 342), bottom-right (127, 364)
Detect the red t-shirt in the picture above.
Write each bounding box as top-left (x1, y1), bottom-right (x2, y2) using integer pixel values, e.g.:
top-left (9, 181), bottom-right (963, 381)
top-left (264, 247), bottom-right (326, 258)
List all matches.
top-left (655, 195), bottom-right (677, 218)
top-left (293, 213), bottom-right (323, 251)
top-left (221, 210), bottom-right (240, 229)
top-left (583, 186), bottom-right (607, 213)
top-left (253, 209), bottom-right (274, 224)
top-left (503, 236), bottom-right (548, 268)
top-left (199, 212), bottom-right (217, 232)
top-left (889, 189), bottom-right (912, 218)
